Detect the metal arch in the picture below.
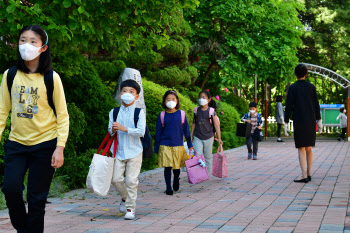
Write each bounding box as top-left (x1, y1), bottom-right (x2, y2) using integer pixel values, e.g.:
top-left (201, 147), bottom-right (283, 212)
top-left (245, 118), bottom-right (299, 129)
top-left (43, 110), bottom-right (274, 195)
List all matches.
top-left (303, 63), bottom-right (350, 89)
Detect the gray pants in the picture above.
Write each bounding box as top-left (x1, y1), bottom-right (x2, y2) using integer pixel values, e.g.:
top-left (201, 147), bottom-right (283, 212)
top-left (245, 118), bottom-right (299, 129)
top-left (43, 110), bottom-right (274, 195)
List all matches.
top-left (193, 136), bottom-right (214, 172)
top-left (247, 133), bottom-right (258, 155)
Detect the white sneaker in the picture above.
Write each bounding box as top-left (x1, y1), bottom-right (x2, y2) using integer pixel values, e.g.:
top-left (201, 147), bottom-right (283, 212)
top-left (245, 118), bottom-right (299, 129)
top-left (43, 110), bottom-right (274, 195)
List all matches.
top-left (119, 200), bottom-right (126, 214)
top-left (124, 209), bottom-right (135, 220)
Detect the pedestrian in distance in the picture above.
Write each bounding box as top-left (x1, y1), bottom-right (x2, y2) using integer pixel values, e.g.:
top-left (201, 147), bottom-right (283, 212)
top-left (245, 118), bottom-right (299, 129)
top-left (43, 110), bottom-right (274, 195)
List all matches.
top-left (241, 102), bottom-right (263, 160)
top-left (336, 107), bottom-right (347, 142)
top-left (0, 25), bottom-right (69, 233)
top-left (275, 95), bottom-right (284, 142)
top-left (285, 63), bottom-right (322, 183)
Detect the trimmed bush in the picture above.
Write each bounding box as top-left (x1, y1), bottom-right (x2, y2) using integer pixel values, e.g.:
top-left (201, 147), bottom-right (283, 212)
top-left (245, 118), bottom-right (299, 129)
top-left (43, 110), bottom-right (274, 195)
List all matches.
top-left (55, 148), bottom-right (95, 189)
top-left (61, 58), bottom-right (116, 151)
top-left (92, 60), bottom-right (127, 83)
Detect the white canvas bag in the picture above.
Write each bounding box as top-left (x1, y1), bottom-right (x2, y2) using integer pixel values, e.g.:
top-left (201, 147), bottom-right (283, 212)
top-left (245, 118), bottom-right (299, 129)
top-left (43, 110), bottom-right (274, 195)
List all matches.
top-left (86, 133), bottom-right (117, 196)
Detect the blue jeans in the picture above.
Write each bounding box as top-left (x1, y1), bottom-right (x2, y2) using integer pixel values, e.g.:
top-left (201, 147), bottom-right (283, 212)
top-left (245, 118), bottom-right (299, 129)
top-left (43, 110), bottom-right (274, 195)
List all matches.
top-left (1, 139), bottom-right (56, 233)
top-left (247, 133), bottom-right (258, 155)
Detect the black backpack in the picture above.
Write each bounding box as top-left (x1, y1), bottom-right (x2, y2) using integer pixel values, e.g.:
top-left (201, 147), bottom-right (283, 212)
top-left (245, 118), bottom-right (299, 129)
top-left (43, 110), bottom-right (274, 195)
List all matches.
top-left (113, 107), bottom-right (153, 159)
top-left (6, 66), bottom-right (56, 116)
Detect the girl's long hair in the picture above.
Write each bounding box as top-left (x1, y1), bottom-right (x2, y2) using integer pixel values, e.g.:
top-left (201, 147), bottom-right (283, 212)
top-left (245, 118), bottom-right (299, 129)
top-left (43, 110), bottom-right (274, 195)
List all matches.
top-left (199, 90), bottom-right (217, 110)
top-left (17, 25), bottom-right (52, 74)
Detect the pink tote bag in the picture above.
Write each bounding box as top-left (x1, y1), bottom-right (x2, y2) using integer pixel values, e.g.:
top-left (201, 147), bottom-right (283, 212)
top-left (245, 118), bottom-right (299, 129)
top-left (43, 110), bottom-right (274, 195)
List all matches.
top-left (185, 150), bottom-right (209, 184)
top-left (212, 145), bottom-right (228, 178)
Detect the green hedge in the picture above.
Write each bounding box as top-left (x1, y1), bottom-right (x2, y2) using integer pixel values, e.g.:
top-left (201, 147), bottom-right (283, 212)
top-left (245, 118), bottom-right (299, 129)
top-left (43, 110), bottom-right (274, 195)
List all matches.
top-left (215, 101), bottom-right (246, 150)
top-left (61, 58), bottom-right (116, 151)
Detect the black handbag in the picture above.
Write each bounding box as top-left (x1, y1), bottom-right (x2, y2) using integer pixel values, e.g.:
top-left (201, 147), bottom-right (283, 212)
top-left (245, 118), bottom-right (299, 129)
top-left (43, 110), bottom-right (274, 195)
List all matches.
top-left (236, 122), bottom-right (252, 138)
top-left (254, 128), bottom-right (264, 142)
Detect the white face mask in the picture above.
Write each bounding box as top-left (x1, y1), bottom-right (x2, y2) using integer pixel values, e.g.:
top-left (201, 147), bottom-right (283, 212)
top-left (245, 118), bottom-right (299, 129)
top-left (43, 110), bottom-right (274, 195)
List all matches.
top-left (344, 110), bottom-right (346, 113)
top-left (19, 43), bottom-right (44, 61)
top-left (121, 93), bottom-right (135, 105)
top-left (166, 101), bottom-right (177, 109)
top-left (198, 98), bottom-right (208, 106)
top-left (249, 110), bottom-right (256, 114)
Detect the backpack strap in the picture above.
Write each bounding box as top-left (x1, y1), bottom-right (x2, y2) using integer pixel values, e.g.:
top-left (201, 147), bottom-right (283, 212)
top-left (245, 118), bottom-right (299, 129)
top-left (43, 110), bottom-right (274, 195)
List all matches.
top-left (6, 66), bottom-right (18, 98)
top-left (44, 69), bottom-right (56, 116)
top-left (161, 110), bottom-right (185, 127)
top-left (209, 107), bottom-right (215, 124)
top-left (113, 107), bottom-right (120, 122)
top-left (134, 108), bottom-right (141, 128)
top-left (160, 111), bottom-right (165, 127)
top-left (180, 110), bottom-right (185, 125)
top-left (193, 107), bottom-right (198, 123)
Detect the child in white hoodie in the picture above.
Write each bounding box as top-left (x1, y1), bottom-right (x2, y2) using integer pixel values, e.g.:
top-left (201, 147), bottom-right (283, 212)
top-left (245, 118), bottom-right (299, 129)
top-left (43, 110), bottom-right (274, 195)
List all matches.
top-left (336, 107), bottom-right (347, 141)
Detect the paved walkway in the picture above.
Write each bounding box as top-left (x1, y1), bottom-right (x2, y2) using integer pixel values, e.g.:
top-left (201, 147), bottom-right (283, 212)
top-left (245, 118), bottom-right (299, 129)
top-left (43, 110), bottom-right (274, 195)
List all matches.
top-left (0, 139), bottom-right (350, 233)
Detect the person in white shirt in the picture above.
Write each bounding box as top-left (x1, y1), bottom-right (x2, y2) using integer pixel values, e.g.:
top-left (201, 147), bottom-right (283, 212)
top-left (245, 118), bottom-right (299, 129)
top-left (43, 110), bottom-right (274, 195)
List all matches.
top-left (108, 80), bottom-right (146, 220)
top-left (336, 107), bottom-right (347, 141)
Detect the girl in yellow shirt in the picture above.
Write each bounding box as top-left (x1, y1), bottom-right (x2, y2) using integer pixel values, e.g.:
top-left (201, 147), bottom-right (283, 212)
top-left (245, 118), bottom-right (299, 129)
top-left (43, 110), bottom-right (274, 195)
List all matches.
top-left (0, 25), bottom-right (69, 233)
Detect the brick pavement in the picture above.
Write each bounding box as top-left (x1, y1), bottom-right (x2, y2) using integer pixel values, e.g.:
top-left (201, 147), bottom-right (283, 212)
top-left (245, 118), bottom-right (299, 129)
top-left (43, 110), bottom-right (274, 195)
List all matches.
top-left (0, 139), bottom-right (349, 233)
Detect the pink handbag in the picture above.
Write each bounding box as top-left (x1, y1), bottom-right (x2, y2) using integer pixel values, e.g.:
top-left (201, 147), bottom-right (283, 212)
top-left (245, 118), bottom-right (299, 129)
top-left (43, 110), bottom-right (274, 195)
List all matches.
top-left (212, 145), bottom-right (228, 178)
top-left (185, 150), bottom-right (209, 184)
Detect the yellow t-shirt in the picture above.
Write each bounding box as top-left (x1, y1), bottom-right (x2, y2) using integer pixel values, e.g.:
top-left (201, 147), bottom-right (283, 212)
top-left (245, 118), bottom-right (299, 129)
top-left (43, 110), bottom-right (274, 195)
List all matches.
top-left (0, 69), bottom-right (69, 147)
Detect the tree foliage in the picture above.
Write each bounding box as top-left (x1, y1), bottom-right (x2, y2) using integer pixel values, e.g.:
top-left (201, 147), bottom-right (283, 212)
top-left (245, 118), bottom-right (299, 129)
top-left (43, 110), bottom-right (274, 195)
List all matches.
top-left (186, 0), bottom-right (304, 88)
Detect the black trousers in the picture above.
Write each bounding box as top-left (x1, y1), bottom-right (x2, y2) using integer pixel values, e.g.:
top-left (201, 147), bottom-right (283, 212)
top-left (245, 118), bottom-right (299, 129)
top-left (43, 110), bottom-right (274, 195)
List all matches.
top-left (247, 133), bottom-right (258, 155)
top-left (340, 127), bottom-right (347, 140)
top-left (1, 139), bottom-right (56, 233)
top-left (277, 123), bottom-right (283, 138)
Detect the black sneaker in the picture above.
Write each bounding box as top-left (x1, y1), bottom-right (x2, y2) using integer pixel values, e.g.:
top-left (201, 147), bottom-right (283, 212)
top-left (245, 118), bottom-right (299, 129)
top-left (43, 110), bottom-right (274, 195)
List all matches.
top-left (277, 139), bottom-right (284, 142)
top-left (308, 176), bottom-right (311, 181)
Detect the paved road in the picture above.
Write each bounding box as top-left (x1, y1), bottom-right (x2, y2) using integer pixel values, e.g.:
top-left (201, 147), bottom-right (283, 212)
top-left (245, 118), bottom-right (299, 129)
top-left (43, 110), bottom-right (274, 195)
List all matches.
top-left (0, 140), bottom-right (349, 233)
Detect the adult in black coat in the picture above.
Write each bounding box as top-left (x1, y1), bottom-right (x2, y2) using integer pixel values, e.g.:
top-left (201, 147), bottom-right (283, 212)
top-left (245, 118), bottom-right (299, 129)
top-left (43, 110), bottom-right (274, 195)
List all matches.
top-left (284, 64), bottom-right (321, 183)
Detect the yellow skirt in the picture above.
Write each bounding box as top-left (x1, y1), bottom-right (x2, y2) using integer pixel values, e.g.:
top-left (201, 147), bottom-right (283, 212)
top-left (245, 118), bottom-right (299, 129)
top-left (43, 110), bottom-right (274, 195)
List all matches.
top-left (158, 145), bottom-right (189, 169)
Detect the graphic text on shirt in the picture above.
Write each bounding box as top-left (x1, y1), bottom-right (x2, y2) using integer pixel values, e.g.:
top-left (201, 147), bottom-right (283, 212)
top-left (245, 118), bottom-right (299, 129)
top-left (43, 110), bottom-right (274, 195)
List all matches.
top-left (12, 84), bottom-right (40, 119)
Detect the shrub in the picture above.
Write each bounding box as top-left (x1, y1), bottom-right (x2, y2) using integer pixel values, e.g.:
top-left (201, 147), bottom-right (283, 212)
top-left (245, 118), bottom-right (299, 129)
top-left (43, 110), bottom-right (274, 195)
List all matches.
top-left (55, 148), bottom-right (95, 189)
top-left (216, 101), bottom-right (241, 133)
top-left (61, 58), bottom-right (116, 151)
top-left (64, 103), bottom-right (87, 157)
top-left (92, 60), bottom-right (127, 83)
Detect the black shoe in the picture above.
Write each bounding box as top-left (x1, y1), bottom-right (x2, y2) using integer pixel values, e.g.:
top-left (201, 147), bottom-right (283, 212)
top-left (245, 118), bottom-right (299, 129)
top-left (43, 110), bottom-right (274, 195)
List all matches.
top-left (337, 137), bottom-right (341, 141)
top-left (277, 139), bottom-right (284, 142)
top-left (164, 190), bottom-right (173, 195)
top-left (308, 176), bottom-right (311, 181)
top-left (293, 178), bottom-right (308, 183)
top-left (173, 178), bottom-right (180, 192)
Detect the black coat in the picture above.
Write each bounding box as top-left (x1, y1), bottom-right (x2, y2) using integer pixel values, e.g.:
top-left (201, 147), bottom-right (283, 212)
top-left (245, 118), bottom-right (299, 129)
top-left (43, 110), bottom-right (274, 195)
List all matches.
top-left (285, 80), bottom-right (321, 148)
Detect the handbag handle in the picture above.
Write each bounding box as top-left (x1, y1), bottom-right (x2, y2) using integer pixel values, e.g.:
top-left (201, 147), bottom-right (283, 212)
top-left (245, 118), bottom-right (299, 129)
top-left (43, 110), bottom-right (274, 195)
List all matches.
top-left (97, 133), bottom-right (118, 157)
top-left (217, 144), bottom-right (224, 156)
top-left (188, 149), bottom-right (199, 160)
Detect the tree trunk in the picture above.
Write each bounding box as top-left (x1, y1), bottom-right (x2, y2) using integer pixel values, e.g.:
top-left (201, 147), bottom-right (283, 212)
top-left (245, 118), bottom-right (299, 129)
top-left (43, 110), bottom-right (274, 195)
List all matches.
top-left (232, 85), bottom-right (238, 96)
top-left (200, 63), bottom-right (215, 89)
top-left (239, 83), bottom-right (249, 100)
top-left (267, 83), bottom-right (271, 116)
top-left (285, 82), bottom-right (290, 100)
